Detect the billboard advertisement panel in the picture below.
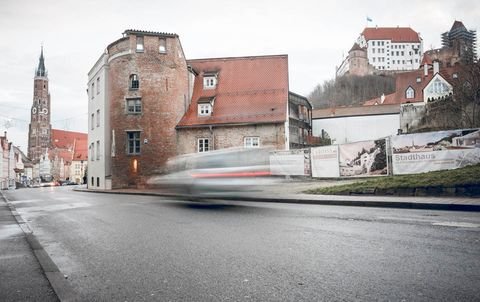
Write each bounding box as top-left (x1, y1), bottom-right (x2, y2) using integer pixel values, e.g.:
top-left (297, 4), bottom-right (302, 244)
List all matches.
top-left (338, 139), bottom-right (388, 177)
top-left (391, 129), bottom-right (480, 175)
top-left (311, 145), bottom-right (340, 178)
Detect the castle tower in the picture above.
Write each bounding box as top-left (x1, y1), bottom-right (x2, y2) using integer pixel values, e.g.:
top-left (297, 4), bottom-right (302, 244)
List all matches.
top-left (28, 47), bottom-right (52, 162)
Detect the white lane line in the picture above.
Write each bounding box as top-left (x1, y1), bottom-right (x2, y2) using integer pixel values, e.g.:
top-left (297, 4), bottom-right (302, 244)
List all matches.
top-left (432, 221), bottom-right (479, 228)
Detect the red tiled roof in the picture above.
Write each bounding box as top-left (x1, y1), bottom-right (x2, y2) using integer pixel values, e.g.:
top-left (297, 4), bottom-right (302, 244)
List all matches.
top-left (362, 27), bottom-right (421, 43)
top-left (73, 139), bottom-right (88, 161)
top-left (177, 55), bottom-right (289, 127)
top-left (51, 129), bottom-right (87, 149)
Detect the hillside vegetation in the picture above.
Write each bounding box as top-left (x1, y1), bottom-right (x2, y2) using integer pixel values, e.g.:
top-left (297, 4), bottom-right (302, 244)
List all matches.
top-left (309, 74), bottom-right (395, 109)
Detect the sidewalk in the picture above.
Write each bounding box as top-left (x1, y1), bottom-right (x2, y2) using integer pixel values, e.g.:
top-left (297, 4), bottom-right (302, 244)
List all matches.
top-left (76, 179), bottom-right (480, 212)
top-left (0, 193), bottom-right (59, 301)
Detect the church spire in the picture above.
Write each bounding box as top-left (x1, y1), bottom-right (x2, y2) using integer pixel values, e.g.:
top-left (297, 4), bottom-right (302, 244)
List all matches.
top-left (35, 46), bottom-right (47, 77)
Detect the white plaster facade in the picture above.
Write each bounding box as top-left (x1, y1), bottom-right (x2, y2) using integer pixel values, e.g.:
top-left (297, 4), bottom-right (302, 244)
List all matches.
top-left (357, 36), bottom-right (423, 71)
top-left (87, 53), bottom-right (110, 189)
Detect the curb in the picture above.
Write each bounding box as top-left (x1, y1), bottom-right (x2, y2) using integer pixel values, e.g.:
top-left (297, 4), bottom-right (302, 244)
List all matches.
top-left (0, 191), bottom-right (78, 302)
top-left (74, 188), bottom-right (480, 212)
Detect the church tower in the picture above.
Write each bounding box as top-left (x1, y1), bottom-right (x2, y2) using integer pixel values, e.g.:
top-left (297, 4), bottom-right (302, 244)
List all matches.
top-left (28, 47), bottom-right (52, 162)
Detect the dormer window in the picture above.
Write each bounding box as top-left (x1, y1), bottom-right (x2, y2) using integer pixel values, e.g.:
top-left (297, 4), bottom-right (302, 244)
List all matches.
top-left (406, 86), bottom-right (415, 99)
top-left (198, 103), bottom-right (211, 116)
top-left (203, 72), bottom-right (218, 89)
top-left (197, 97), bottom-right (215, 116)
top-left (452, 73), bottom-right (458, 79)
top-left (136, 36), bottom-right (144, 52)
top-left (130, 74), bottom-right (139, 89)
top-left (416, 77), bottom-right (421, 83)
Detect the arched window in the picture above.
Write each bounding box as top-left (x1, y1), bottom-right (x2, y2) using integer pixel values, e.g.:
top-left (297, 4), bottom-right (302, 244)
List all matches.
top-left (130, 74), bottom-right (139, 89)
top-left (405, 86), bottom-right (415, 99)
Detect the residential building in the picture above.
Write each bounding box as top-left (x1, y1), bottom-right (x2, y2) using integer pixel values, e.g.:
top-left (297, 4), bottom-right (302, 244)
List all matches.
top-left (0, 132), bottom-right (13, 189)
top-left (177, 55), bottom-right (289, 154)
top-left (87, 53), bottom-right (110, 189)
top-left (49, 129), bottom-right (87, 183)
top-left (177, 55), bottom-right (313, 153)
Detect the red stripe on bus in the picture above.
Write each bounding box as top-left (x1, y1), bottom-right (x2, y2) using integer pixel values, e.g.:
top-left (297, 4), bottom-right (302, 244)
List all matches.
top-left (191, 171), bottom-right (272, 178)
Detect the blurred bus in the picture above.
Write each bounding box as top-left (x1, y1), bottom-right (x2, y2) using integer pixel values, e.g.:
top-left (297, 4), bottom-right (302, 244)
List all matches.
top-left (148, 147), bottom-right (280, 200)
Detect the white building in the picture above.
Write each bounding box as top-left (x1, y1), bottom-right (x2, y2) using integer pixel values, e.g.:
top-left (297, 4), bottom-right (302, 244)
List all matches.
top-left (87, 52), bottom-right (110, 189)
top-left (357, 27), bottom-right (423, 71)
top-left (312, 104), bottom-right (400, 144)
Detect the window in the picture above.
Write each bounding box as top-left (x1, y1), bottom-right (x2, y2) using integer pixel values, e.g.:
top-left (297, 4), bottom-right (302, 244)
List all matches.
top-left (427, 78), bottom-right (450, 95)
top-left (406, 86), bottom-right (415, 99)
top-left (198, 138), bottom-right (209, 152)
top-left (372, 48), bottom-right (375, 53)
top-left (372, 41), bottom-right (375, 46)
top-left (416, 77), bottom-right (421, 83)
top-left (244, 137), bottom-right (260, 148)
top-left (198, 103), bottom-right (211, 116)
top-left (91, 82), bottom-right (95, 99)
top-left (203, 76), bottom-right (216, 89)
top-left (126, 98), bottom-right (142, 114)
top-left (96, 140), bottom-right (100, 160)
top-left (90, 143), bottom-right (95, 161)
top-left (96, 109), bottom-right (100, 127)
top-left (159, 38), bottom-right (166, 53)
top-left (452, 73), bottom-right (458, 79)
top-left (127, 131), bottom-right (141, 154)
top-left (96, 77), bottom-right (100, 94)
top-left (97, 177), bottom-right (100, 187)
top-left (136, 36), bottom-right (144, 52)
top-left (91, 113), bottom-right (94, 130)
top-left (129, 74), bottom-right (139, 89)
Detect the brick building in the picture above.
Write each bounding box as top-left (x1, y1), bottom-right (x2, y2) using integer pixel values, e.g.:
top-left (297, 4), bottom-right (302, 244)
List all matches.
top-left (88, 30), bottom-right (190, 189)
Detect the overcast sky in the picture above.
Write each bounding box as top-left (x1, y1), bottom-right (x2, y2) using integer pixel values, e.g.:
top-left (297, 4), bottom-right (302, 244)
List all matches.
top-left (1, 0), bottom-right (478, 153)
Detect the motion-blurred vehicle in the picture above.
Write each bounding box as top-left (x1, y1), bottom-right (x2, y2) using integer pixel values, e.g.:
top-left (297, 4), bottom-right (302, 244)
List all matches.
top-left (61, 180), bottom-right (78, 186)
top-left (148, 147), bottom-right (280, 200)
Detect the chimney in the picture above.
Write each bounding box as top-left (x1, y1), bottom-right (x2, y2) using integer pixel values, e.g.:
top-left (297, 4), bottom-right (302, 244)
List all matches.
top-left (433, 61), bottom-right (439, 74)
top-left (424, 63), bottom-right (428, 76)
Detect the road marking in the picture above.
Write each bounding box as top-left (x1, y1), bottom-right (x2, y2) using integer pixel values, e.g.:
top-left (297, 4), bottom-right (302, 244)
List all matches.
top-left (16, 202), bottom-right (91, 214)
top-left (9, 199), bottom-right (43, 204)
top-left (432, 222), bottom-right (479, 228)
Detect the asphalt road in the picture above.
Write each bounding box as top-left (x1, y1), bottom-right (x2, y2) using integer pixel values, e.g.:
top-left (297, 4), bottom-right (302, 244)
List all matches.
top-left (4, 186), bottom-right (480, 301)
